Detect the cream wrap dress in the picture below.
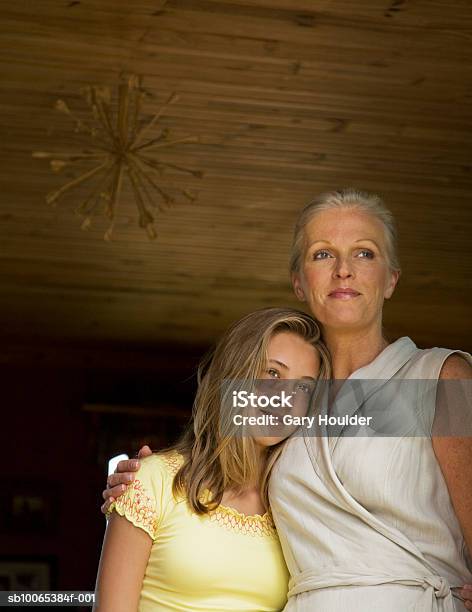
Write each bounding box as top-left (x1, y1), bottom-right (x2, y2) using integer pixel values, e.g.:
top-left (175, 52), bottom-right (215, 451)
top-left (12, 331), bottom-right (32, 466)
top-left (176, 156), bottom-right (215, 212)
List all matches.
top-left (269, 337), bottom-right (472, 611)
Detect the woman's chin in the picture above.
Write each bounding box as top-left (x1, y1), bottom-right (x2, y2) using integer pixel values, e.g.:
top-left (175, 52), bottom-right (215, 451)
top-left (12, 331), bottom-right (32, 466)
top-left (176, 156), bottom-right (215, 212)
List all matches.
top-left (317, 298), bottom-right (381, 328)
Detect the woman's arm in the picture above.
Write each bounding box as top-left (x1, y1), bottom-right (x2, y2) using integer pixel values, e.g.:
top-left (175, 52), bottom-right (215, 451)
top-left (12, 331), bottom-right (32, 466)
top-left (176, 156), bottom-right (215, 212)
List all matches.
top-left (432, 354), bottom-right (472, 556)
top-left (94, 512), bottom-right (152, 612)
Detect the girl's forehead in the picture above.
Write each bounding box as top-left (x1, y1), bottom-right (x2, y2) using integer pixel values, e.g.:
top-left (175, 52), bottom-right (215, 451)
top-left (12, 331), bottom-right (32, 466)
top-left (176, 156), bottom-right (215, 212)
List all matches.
top-left (267, 333), bottom-right (319, 361)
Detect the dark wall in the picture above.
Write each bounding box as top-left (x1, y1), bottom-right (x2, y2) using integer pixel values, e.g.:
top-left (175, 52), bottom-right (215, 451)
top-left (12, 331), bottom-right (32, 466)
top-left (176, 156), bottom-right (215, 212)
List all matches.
top-left (0, 345), bottom-right (200, 594)
top-left (2, 367), bottom-right (98, 590)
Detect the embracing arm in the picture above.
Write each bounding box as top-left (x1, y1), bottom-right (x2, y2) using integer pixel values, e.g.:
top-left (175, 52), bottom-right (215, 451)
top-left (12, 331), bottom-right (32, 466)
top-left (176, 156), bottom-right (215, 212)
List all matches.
top-left (432, 354), bottom-right (472, 557)
top-left (94, 513), bottom-right (152, 612)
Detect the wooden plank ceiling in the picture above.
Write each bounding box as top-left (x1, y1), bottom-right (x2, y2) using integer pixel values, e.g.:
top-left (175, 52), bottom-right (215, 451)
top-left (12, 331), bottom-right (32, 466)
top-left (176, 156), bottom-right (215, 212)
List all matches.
top-left (0, 0), bottom-right (471, 354)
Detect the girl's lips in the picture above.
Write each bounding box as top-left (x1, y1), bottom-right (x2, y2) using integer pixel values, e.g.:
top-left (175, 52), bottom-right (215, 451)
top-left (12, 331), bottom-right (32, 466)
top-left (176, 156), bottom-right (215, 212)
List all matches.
top-left (328, 289), bottom-right (361, 299)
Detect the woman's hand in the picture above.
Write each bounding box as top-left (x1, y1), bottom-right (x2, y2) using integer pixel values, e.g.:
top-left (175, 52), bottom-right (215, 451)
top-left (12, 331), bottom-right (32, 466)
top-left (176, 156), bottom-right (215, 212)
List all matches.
top-left (101, 445), bottom-right (153, 514)
top-left (460, 585), bottom-right (472, 610)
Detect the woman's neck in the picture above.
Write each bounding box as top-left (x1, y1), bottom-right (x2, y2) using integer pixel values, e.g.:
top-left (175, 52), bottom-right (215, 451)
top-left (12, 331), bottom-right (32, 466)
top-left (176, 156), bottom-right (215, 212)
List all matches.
top-left (323, 325), bottom-right (388, 379)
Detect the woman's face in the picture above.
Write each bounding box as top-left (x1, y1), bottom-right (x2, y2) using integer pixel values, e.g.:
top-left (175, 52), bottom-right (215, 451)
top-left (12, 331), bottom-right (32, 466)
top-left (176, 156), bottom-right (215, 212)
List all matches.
top-left (252, 331), bottom-right (320, 448)
top-left (292, 208), bottom-right (399, 333)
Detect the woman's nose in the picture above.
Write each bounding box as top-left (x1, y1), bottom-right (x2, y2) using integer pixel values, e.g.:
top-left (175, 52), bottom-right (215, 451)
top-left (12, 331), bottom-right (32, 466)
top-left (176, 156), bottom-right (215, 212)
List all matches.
top-left (333, 258), bottom-right (354, 279)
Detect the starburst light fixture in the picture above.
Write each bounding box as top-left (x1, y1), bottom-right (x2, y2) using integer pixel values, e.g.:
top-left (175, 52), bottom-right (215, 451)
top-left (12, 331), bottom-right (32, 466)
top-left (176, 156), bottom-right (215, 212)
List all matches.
top-left (33, 74), bottom-right (201, 240)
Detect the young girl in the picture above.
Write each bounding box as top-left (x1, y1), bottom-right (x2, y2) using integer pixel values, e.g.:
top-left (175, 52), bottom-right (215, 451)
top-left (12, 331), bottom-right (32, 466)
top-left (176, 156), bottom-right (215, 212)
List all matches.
top-left (94, 307), bottom-right (330, 612)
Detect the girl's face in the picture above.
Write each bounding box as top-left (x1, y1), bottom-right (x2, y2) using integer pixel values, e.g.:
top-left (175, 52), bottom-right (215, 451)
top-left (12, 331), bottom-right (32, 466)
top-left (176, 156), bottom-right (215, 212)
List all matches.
top-left (252, 331), bottom-right (320, 447)
top-left (292, 208), bottom-right (399, 333)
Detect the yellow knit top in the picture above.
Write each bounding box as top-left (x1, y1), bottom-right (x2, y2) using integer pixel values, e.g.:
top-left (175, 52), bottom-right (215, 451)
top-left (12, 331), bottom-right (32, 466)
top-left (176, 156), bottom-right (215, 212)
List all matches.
top-left (108, 452), bottom-right (289, 611)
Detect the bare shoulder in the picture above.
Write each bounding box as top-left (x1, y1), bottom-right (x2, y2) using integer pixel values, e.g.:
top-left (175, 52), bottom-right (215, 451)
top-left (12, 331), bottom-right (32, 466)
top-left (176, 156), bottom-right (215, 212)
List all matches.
top-left (439, 353), bottom-right (472, 380)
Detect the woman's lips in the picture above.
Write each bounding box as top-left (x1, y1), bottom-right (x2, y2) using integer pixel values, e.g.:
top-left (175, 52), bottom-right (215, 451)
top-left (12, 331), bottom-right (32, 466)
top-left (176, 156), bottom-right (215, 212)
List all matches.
top-left (328, 289), bottom-right (361, 299)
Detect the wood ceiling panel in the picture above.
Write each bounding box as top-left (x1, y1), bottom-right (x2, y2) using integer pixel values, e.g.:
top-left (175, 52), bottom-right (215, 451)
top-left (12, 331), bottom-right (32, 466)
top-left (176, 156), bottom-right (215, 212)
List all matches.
top-left (0, 0), bottom-right (470, 352)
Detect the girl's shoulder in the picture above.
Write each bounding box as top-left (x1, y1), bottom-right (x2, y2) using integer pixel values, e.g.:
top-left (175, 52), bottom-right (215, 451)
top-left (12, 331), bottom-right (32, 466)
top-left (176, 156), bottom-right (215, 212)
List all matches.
top-left (152, 449), bottom-right (185, 477)
top-left (108, 451), bottom-right (184, 540)
top-left (133, 450), bottom-right (185, 499)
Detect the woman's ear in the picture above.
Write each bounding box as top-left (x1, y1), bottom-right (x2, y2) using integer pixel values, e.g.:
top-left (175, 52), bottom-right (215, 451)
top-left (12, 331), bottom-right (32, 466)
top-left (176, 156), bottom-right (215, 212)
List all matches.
top-left (291, 273), bottom-right (306, 302)
top-left (384, 269), bottom-right (400, 299)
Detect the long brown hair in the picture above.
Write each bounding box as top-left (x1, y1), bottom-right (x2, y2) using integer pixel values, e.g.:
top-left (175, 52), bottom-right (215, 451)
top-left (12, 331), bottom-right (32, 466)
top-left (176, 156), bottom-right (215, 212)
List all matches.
top-left (163, 307), bottom-right (330, 514)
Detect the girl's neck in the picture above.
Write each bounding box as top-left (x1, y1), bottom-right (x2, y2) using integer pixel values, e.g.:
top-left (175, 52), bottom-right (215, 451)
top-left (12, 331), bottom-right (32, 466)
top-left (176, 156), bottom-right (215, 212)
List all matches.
top-left (323, 325), bottom-right (388, 379)
top-left (221, 485), bottom-right (266, 516)
top-left (220, 448), bottom-right (268, 515)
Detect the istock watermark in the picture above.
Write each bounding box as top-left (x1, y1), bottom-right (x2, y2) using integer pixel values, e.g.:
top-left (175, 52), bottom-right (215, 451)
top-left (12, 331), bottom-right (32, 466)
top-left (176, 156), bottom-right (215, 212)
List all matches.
top-left (219, 378), bottom-right (318, 441)
top-left (231, 389), bottom-right (295, 409)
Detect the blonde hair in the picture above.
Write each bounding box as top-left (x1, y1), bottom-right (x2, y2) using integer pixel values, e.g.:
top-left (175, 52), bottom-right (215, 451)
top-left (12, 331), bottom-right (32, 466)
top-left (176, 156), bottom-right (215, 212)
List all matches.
top-left (163, 307), bottom-right (330, 514)
top-left (289, 188), bottom-right (401, 275)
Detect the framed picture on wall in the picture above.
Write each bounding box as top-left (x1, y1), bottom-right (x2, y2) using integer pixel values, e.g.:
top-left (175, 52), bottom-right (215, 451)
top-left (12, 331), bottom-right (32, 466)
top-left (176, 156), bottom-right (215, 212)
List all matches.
top-left (82, 402), bottom-right (189, 470)
top-left (0, 556), bottom-right (56, 590)
top-left (0, 481), bottom-right (60, 535)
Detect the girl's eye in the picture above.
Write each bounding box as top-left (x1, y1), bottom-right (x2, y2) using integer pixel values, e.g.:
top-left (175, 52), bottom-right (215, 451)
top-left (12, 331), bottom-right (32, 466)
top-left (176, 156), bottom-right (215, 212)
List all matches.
top-left (313, 250), bottom-right (332, 260)
top-left (295, 382), bottom-right (313, 394)
top-left (357, 249), bottom-right (374, 259)
top-left (267, 368), bottom-right (280, 378)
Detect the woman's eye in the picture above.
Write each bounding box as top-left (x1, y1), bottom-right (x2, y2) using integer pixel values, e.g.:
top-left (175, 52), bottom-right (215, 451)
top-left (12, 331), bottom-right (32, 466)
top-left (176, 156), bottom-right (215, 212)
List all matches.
top-left (267, 368), bottom-right (280, 378)
top-left (313, 250), bottom-right (332, 260)
top-left (357, 249), bottom-right (374, 259)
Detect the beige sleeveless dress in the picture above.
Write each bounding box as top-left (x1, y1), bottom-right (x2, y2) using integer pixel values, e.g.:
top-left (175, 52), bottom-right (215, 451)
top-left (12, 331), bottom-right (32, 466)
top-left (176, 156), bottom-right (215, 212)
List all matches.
top-left (269, 337), bottom-right (472, 611)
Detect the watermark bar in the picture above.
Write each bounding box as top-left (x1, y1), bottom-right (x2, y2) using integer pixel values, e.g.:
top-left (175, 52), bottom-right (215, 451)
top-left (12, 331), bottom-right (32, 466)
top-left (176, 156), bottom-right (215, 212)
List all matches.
top-left (220, 379), bottom-right (472, 438)
top-left (0, 592), bottom-right (95, 607)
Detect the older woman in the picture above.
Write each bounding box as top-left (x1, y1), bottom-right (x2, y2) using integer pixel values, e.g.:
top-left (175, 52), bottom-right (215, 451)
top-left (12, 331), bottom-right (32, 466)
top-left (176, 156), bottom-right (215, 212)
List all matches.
top-left (270, 189), bottom-right (472, 611)
top-left (104, 189), bottom-right (472, 611)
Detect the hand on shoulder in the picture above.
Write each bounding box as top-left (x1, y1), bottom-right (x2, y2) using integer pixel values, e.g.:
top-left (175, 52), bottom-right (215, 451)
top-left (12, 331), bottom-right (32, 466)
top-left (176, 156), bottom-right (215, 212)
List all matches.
top-left (101, 445), bottom-right (153, 514)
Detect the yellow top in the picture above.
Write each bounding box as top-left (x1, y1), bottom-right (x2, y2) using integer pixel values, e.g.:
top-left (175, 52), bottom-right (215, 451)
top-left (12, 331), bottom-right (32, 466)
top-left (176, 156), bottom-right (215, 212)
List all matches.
top-left (109, 452), bottom-right (289, 612)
